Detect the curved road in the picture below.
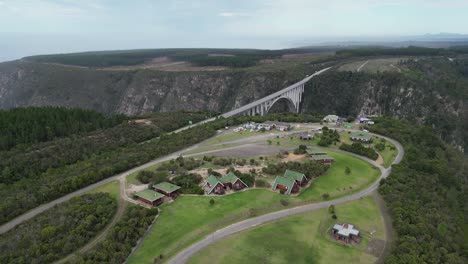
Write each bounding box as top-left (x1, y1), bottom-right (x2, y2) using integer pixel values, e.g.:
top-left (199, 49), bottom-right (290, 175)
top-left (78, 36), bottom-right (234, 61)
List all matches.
top-left (166, 134), bottom-right (403, 264)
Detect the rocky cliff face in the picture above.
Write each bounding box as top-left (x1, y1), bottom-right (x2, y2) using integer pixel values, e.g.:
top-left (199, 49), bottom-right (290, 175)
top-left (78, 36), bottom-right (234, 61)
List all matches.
top-left (0, 60), bottom-right (313, 116)
top-left (0, 59), bottom-right (465, 151)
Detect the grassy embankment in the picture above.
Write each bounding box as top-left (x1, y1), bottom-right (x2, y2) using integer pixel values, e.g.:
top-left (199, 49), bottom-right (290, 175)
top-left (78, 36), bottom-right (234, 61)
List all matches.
top-left (187, 196), bottom-right (384, 264)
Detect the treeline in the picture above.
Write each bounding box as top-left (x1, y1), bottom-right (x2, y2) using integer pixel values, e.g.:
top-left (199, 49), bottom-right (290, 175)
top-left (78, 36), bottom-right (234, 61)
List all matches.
top-left (370, 118), bottom-right (467, 263)
top-left (339, 142), bottom-right (378, 160)
top-left (71, 206), bottom-right (158, 264)
top-left (0, 107), bottom-right (124, 150)
top-left (335, 45), bottom-right (468, 57)
top-left (0, 193), bottom-right (116, 264)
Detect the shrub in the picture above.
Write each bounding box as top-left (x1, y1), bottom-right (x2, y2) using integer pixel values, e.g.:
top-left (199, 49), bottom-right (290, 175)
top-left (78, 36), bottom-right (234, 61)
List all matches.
top-left (255, 179), bottom-right (271, 188)
top-left (322, 193), bottom-right (330, 199)
top-left (209, 199), bottom-right (215, 205)
top-left (280, 199), bottom-right (289, 206)
top-left (345, 166), bottom-right (351, 175)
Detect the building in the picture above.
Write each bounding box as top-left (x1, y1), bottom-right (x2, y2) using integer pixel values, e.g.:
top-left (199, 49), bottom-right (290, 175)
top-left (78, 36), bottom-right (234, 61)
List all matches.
top-left (323, 115), bottom-right (339, 123)
top-left (299, 133), bottom-right (314, 141)
top-left (306, 149), bottom-right (327, 156)
top-left (153, 182), bottom-right (181, 199)
top-left (331, 223), bottom-right (361, 243)
top-left (283, 169), bottom-right (308, 186)
top-left (204, 175), bottom-right (225, 195)
top-left (307, 149), bottom-right (334, 164)
top-left (350, 132), bottom-right (373, 143)
top-left (261, 121), bottom-right (291, 131)
top-left (272, 176), bottom-right (299, 195)
top-left (220, 172), bottom-right (248, 190)
top-left (133, 189), bottom-right (165, 207)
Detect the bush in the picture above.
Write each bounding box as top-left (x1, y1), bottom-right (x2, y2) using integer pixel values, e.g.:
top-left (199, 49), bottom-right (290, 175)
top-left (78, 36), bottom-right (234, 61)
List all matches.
top-left (294, 144), bottom-right (308, 154)
top-left (345, 166), bottom-right (351, 175)
top-left (328, 205), bottom-right (335, 214)
top-left (170, 173), bottom-right (204, 194)
top-left (238, 173), bottom-right (255, 187)
top-left (375, 142), bottom-right (386, 151)
top-left (339, 142), bottom-right (379, 160)
top-left (255, 179), bottom-right (271, 188)
top-left (280, 199), bottom-right (289, 206)
top-left (209, 199), bottom-right (215, 205)
top-left (322, 193), bottom-right (330, 199)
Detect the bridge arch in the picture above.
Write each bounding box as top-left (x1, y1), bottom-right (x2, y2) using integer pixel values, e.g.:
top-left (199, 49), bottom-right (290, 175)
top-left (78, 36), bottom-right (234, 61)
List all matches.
top-left (265, 96), bottom-right (297, 114)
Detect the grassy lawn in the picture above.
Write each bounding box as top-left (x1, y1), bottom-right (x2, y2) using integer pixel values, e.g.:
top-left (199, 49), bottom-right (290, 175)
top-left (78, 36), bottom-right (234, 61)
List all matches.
top-left (127, 151), bottom-right (380, 264)
top-left (187, 196), bottom-right (384, 264)
top-left (89, 180), bottom-right (120, 201)
top-left (378, 140), bottom-right (398, 168)
top-left (201, 130), bottom-right (263, 146)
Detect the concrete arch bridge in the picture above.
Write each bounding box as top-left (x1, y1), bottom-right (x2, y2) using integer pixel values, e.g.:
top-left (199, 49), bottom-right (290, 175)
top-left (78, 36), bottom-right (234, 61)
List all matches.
top-left (221, 67), bottom-right (331, 118)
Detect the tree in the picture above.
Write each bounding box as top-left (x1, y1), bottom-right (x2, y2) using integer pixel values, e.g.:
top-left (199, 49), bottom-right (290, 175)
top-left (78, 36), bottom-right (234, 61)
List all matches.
top-left (267, 139), bottom-right (272, 145)
top-left (345, 166), bottom-right (351, 175)
top-left (209, 199), bottom-right (215, 205)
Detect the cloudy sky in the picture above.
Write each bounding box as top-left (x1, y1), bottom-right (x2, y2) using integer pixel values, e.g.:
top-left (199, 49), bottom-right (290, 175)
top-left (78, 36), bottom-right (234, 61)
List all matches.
top-left (0, 0), bottom-right (467, 61)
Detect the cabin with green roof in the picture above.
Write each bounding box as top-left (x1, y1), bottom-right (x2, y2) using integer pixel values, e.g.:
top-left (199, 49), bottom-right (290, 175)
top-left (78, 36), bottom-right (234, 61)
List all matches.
top-left (283, 169), bottom-right (308, 186)
top-left (220, 172), bottom-right (248, 190)
top-left (153, 182), bottom-right (181, 198)
top-left (133, 189), bottom-right (165, 207)
top-left (203, 175), bottom-right (225, 195)
top-left (272, 176), bottom-right (299, 195)
top-left (350, 132), bottom-right (372, 143)
top-left (311, 154), bottom-right (334, 164)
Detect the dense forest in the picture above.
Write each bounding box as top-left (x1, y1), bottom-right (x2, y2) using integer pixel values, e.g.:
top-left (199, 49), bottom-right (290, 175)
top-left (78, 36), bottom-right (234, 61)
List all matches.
top-left (0, 107), bottom-right (124, 150)
top-left (70, 206), bottom-right (158, 264)
top-left (335, 46), bottom-right (468, 57)
top-left (370, 118), bottom-right (467, 263)
top-left (0, 193), bottom-right (116, 264)
top-left (23, 47), bottom-right (336, 68)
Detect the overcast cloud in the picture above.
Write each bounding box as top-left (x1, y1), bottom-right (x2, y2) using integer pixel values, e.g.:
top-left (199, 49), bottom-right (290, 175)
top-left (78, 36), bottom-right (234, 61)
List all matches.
top-left (0, 0), bottom-right (467, 61)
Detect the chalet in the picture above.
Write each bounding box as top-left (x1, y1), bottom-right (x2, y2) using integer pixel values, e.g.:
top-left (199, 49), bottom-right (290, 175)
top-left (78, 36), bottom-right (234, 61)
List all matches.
top-left (299, 133), bottom-right (314, 141)
top-left (284, 169), bottom-right (308, 186)
top-left (133, 189), bottom-right (165, 207)
top-left (204, 175), bottom-right (225, 195)
top-left (220, 172), bottom-right (248, 190)
top-left (260, 121), bottom-right (291, 131)
top-left (306, 149), bottom-right (334, 164)
top-left (332, 223), bottom-right (360, 243)
top-left (272, 176), bottom-right (299, 195)
top-left (273, 122), bottom-right (291, 131)
top-left (311, 154), bottom-right (335, 164)
top-left (306, 149), bottom-right (327, 156)
top-left (323, 115), bottom-right (339, 123)
top-left (350, 132), bottom-right (373, 143)
top-left (153, 182), bottom-right (181, 199)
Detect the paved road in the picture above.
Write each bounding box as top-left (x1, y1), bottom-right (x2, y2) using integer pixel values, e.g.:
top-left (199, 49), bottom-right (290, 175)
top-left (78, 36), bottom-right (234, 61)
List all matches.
top-left (166, 134), bottom-right (404, 264)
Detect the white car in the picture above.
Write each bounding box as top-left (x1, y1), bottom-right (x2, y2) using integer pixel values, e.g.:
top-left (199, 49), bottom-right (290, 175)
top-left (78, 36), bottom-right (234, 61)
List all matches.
top-left (363, 129), bottom-right (369, 133)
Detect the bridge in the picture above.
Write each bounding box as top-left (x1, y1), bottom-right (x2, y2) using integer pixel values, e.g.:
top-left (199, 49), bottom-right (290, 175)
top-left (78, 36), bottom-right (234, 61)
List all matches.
top-left (221, 67), bottom-right (331, 118)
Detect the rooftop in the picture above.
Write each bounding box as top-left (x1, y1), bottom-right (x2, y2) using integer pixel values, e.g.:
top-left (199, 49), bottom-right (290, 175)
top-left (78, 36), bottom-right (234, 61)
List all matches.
top-left (333, 223), bottom-right (360, 237)
top-left (153, 182), bottom-right (181, 193)
top-left (284, 169), bottom-right (307, 181)
top-left (272, 176), bottom-right (296, 195)
top-left (306, 149), bottom-right (327, 155)
top-left (134, 189), bottom-right (164, 202)
top-left (350, 132), bottom-right (372, 140)
top-left (220, 172), bottom-right (247, 186)
top-left (311, 154), bottom-right (334, 161)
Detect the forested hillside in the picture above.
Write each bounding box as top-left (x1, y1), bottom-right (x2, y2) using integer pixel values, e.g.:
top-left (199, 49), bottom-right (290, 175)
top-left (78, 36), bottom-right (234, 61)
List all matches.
top-left (0, 193), bottom-right (116, 263)
top-left (0, 107), bottom-right (124, 150)
top-left (370, 118), bottom-right (467, 263)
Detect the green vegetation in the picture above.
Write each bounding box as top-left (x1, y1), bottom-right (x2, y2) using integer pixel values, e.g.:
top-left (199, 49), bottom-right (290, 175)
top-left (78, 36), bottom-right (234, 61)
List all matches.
top-left (187, 196), bottom-right (384, 264)
top-left (70, 205), bottom-right (158, 264)
top-left (0, 193), bottom-right (116, 264)
top-left (127, 151), bottom-right (378, 263)
top-left (339, 142), bottom-right (378, 160)
top-left (0, 120), bottom-right (217, 225)
top-left (262, 161), bottom-right (329, 179)
top-left (317, 126), bottom-right (340, 147)
top-left (0, 106), bottom-right (124, 150)
top-left (336, 46), bottom-right (458, 57)
top-left (90, 180), bottom-right (120, 201)
top-left (370, 118), bottom-right (467, 264)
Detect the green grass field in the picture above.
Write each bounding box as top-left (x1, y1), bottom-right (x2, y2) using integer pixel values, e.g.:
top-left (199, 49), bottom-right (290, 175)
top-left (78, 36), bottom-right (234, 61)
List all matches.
top-left (127, 151), bottom-right (380, 264)
top-left (187, 196), bottom-right (384, 264)
top-left (89, 180), bottom-right (120, 201)
top-left (378, 140), bottom-right (398, 168)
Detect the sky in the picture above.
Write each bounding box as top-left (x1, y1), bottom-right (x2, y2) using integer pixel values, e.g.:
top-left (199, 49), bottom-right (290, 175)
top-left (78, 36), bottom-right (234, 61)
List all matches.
top-left (0, 0), bottom-right (467, 61)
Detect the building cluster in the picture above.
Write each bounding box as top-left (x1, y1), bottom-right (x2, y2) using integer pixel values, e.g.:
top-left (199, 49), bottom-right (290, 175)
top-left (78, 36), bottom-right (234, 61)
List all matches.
top-left (239, 121), bottom-right (291, 132)
top-left (359, 117), bottom-right (375, 125)
top-left (272, 169), bottom-right (308, 195)
top-left (331, 223), bottom-right (361, 244)
top-left (133, 181), bottom-right (181, 207)
top-left (203, 172), bottom-right (248, 195)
